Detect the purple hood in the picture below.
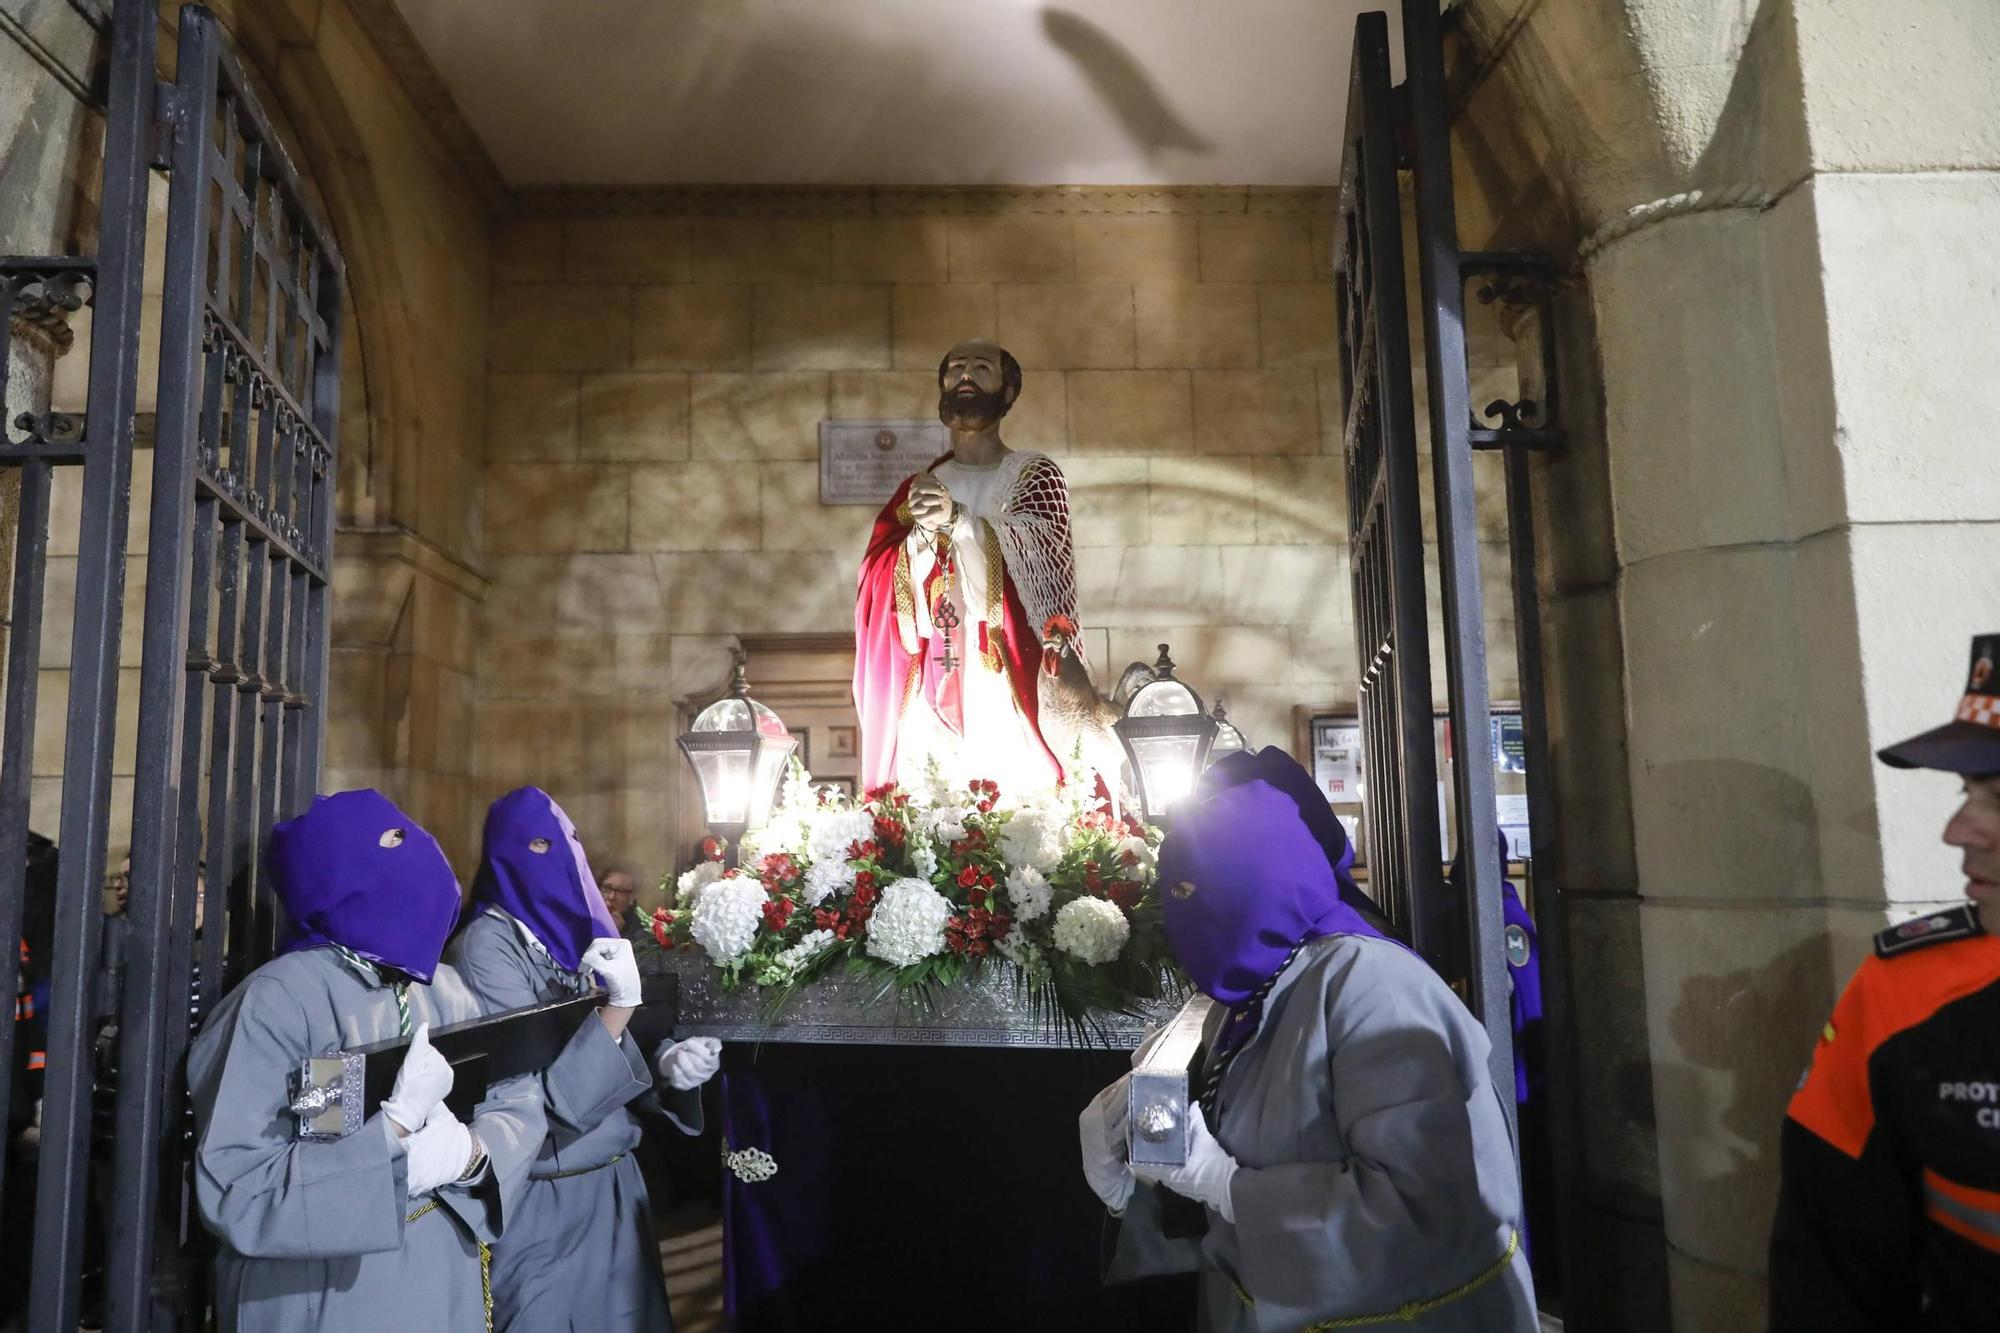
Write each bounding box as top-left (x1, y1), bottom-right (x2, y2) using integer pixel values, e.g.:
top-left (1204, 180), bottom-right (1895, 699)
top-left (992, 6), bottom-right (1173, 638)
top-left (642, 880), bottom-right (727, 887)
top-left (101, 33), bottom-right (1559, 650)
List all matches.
top-left (272, 790), bottom-right (462, 983)
top-left (471, 786), bottom-right (615, 973)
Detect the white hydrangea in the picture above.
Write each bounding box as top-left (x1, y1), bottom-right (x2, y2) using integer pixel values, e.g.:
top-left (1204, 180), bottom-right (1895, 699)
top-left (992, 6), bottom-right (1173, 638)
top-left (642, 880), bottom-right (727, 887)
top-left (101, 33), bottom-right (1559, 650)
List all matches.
top-left (1005, 865), bottom-right (1053, 922)
top-left (675, 859), bottom-right (726, 907)
top-left (802, 859), bottom-right (852, 907)
top-left (864, 877), bottom-right (953, 967)
top-left (807, 807), bottom-right (874, 868)
top-left (999, 805), bottom-right (1066, 874)
top-left (1115, 836), bottom-right (1156, 876)
top-left (689, 877), bottom-right (766, 966)
top-left (1052, 896), bottom-right (1129, 965)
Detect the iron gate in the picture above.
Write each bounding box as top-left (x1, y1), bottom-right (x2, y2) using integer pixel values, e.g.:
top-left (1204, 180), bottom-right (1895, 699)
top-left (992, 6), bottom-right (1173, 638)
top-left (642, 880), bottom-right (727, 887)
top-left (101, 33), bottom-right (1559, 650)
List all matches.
top-left (1338, 0), bottom-right (1584, 1304)
top-left (1335, 0), bottom-right (1514, 1116)
top-left (0, 0), bottom-right (344, 1325)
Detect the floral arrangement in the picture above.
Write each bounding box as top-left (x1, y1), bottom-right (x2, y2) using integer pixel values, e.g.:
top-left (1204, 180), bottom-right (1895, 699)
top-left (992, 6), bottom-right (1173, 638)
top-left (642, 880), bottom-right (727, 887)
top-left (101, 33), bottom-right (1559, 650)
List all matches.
top-left (642, 763), bottom-right (1180, 1034)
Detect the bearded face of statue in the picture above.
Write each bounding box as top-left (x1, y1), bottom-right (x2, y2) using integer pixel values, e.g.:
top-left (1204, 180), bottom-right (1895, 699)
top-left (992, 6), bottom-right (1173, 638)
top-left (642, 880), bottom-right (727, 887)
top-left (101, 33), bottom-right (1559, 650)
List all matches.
top-left (937, 340), bottom-right (1020, 431)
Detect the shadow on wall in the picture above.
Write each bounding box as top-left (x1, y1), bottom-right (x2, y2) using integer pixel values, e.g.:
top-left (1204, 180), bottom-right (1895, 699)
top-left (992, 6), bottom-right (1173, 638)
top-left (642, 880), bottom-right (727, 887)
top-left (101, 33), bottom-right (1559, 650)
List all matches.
top-left (1040, 9), bottom-right (1215, 160)
top-left (1654, 918), bottom-right (1833, 1282)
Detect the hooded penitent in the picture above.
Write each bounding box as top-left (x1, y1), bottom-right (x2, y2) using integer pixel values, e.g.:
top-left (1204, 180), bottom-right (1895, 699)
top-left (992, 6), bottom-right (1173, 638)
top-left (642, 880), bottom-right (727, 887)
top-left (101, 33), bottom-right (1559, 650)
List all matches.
top-left (272, 789), bottom-right (461, 983)
top-left (471, 786), bottom-right (615, 974)
top-left (1196, 746), bottom-right (1389, 929)
top-left (1158, 775), bottom-right (1389, 1059)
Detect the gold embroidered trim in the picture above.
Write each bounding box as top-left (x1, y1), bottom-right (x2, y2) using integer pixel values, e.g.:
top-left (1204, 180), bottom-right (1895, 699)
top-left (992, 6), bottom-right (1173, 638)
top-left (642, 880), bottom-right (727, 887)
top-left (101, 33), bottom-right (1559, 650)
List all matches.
top-left (893, 544), bottom-right (918, 655)
top-left (980, 521), bottom-right (1007, 636)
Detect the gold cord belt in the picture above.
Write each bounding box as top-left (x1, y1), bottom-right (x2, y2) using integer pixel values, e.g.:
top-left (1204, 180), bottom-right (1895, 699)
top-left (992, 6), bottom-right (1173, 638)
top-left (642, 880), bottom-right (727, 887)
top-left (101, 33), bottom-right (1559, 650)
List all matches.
top-left (532, 1151), bottom-right (625, 1181)
top-left (404, 1197), bottom-right (496, 1332)
top-left (1229, 1229), bottom-right (1521, 1328)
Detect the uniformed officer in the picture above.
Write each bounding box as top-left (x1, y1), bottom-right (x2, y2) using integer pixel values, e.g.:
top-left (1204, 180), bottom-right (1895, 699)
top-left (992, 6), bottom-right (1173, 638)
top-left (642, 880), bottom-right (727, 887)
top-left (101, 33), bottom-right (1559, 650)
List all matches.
top-left (1771, 632), bottom-right (2000, 1329)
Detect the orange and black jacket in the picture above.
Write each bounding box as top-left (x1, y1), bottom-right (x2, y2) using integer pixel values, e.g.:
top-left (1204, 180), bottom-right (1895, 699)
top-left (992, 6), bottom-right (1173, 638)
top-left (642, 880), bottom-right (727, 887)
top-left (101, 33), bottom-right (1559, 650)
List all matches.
top-left (1771, 905), bottom-right (2000, 1331)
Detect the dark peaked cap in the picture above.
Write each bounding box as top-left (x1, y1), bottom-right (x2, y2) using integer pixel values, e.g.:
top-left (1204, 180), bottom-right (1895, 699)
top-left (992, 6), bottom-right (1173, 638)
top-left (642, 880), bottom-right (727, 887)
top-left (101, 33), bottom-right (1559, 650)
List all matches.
top-left (1879, 632), bottom-right (2000, 774)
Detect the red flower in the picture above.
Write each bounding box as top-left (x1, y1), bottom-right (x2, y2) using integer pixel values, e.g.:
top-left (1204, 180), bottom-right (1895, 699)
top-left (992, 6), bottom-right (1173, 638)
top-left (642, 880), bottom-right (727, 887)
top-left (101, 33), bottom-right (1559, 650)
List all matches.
top-left (872, 815), bottom-right (906, 847)
top-left (700, 835), bottom-right (726, 862)
top-left (761, 898), bottom-right (795, 931)
top-left (1083, 861), bottom-right (1104, 893)
top-left (849, 839), bottom-right (881, 863)
top-left (1108, 880), bottom-right (1143, 910)
top-left (852, 878), bottom-right (881, 908)
top-left (649, 909), bottom-right (675, 948)
top-left (990, 912), bottom-right (1014, 941)
top-left (864, 783), bottom-right (899, 804)
top-left (956, 864), bottom-right (980, 889)
top-left (968, 886), bottom-right (988, 908)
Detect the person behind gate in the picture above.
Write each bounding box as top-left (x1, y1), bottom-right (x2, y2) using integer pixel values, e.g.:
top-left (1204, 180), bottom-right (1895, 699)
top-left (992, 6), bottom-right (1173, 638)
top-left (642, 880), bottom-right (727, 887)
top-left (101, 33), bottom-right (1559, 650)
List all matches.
top-left (1771, 631), bottom-right (2000, 1329)
top-left (449, 786), bottom-right (721, 1331)
top-left (1080, 748), bottom-right (1536, 1331)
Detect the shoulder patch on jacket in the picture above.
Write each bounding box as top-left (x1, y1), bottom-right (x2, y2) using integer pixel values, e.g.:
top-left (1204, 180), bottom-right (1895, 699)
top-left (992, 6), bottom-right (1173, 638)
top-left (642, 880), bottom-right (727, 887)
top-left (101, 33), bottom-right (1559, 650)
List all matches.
top-left (1874, 905), bottom-right (1984, 960)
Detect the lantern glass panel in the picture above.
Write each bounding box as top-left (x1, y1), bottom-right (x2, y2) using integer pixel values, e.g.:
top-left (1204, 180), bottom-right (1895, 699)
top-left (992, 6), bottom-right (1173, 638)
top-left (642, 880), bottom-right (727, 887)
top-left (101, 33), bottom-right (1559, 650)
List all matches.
top-left (1210, 721), bottom-right (1247, 760)
top-left (749, 735), bottom-right (800, 829)
top-left (690, 747), bottom-right (753, 827)
top-left (1132, 733), bottom-right (1202, 812)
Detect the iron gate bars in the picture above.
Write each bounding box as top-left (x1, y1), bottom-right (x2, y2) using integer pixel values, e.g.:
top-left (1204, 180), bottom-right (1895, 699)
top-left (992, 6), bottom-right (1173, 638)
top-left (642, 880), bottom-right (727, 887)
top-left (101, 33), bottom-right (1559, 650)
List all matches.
top-left (1336, 12), bottom-right (1443, 970)
top-left (0, 0), bottom-right (344, 1324)
top-left (1336, 3), bottom-right (1515, 1116)
top-left (105, 4), bottom-right (344, 1325)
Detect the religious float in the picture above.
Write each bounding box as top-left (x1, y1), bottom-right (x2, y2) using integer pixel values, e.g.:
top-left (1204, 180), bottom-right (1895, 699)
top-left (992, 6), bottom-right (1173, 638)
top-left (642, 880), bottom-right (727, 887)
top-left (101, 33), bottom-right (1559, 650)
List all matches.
top-left (643, 340), bottom-right (1247, 1330)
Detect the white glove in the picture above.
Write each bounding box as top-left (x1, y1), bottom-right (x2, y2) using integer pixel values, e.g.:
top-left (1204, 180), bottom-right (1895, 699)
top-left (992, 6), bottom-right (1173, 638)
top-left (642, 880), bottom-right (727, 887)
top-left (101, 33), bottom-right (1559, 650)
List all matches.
top-left (380, 1023), bottom-right (453, 1134)
top-left (1079, 1075), bottom-right (1135, 1214)
top-left (654, 1036), bottom-right (721, 1090)
top-left (402, 1105), bottom-right (475, 1197)
top-left (1132, 1103), bottom-right (1238, 1223)
top-left (581, 937), bottom-right (642, 1008)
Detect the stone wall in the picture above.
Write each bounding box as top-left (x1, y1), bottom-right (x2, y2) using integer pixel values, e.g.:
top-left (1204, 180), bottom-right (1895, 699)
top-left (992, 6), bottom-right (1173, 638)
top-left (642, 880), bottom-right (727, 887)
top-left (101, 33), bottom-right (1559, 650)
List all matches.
top-left (477, 190), bottom-right (1520, 901)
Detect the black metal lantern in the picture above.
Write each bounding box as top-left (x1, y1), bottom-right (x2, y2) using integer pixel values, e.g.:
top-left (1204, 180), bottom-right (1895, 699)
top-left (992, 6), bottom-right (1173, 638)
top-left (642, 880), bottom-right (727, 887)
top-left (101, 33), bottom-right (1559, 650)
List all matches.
top-left (1112, 644), bottom-right (1219, 826)
top-left (1206, 696), bottom-right (1248, 765)
top-left (677, 654), bottom-right (797, 866)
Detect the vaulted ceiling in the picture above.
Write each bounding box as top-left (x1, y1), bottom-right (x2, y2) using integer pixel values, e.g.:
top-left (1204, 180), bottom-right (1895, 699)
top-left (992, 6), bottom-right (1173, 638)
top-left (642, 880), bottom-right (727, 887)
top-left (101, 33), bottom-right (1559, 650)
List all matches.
top-left (388, 0), bottom-right (1392, 187)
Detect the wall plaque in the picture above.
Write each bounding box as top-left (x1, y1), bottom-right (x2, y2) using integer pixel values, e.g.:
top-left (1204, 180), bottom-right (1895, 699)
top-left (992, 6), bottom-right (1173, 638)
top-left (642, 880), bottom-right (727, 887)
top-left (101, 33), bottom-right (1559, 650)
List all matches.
top-left (819, 419), bottom-right (949, 507)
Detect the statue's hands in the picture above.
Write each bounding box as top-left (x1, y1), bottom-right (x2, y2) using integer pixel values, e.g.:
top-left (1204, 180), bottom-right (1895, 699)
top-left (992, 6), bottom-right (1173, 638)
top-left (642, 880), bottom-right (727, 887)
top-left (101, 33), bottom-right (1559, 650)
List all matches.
top-left (907, 476), bottom-right (956, 532)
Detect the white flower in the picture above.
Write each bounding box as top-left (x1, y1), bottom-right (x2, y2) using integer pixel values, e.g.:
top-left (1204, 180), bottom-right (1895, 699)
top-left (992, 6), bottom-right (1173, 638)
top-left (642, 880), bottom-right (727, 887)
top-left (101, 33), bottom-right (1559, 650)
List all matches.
top-left (689, 877), bottom-right (766, 966)
top-left (910, 840), bottom-right (939, 881)
top-left (1004, 865), bottom-right (1053, 922)
top-left (803, 860), bottom-right (852, 907)
top-left (1052, 897), bottom-right (1129, 966)
top-left (807, 807), bottom-right (874, 868)
top-left (995, 930), bottom-right (1044, 971)
top-left (999, 805), bottom-right (1066, 874)
top-left (774, 928), bottom-right (836, 972)
top-left (676, 859), bottom-right (725, 907)
top-left (925, 804), bottom-right (973, 843)
top-left (1115, 836), bottom-right (1156, 877)
top-left (864, 877), bottom-right (953, 967)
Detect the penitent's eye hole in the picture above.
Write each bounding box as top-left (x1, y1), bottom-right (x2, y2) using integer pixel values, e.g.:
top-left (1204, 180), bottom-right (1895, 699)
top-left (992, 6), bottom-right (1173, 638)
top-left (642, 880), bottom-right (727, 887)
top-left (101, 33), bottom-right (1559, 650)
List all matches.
top-left (378, 828), bottom-right (406, 848)
top-left (528, 837), bottom-right (552, 854)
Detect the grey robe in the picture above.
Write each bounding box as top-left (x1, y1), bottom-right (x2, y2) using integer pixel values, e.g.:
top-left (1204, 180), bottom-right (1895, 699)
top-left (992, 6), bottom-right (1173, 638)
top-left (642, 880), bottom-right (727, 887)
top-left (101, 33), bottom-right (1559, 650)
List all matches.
top-left (1110, 934), bottom-right (1537, 1332)
top-left (187, 947), bottom-right (548, 1332)
top-left (449, 910), bottom-right (701, 1332)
